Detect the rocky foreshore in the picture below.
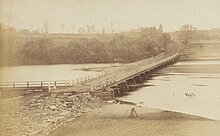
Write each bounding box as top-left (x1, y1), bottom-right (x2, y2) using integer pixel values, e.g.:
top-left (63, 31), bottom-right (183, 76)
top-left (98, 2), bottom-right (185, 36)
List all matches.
top-left (0, 91), bottom-right (103, 136)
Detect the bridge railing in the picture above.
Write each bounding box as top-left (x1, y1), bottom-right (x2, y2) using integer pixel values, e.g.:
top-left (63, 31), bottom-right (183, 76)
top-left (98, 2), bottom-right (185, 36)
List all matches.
top-left (72, 53), bottom-right (168, 86)
top-left (91, 52), bottom-right (179, 89)
top-left (0, 80), bottom-right (70, 89)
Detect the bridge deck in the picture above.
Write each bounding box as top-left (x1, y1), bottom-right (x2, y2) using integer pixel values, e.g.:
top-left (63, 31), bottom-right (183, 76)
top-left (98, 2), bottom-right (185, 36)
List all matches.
top-left (0, 52), bottom-right (179, 94)
top-left (57, 52), bottom-right (179, 93)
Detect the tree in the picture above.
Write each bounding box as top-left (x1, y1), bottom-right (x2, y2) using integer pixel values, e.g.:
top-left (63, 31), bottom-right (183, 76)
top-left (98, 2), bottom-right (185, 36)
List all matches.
top-left (60, 24), bottom-right (65, 34)
top-left (177, 24), bottom-right (195, 45)
top-left (102, 27), bottom-right (105, 34)
top-left (158, 24), bottom-right (163, 32)
top-left (43, 20), bottom-right (49, 33)
top-left (71, 25), bottom-right (76, 34)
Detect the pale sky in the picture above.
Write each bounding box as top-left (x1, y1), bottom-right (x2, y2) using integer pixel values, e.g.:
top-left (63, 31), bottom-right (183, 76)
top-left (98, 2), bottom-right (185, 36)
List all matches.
top-left (0, 0), bottom-right (220, 33)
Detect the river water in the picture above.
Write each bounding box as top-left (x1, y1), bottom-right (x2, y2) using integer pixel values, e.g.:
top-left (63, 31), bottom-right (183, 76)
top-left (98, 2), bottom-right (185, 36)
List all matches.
top-left (120, 60), bottom-right (220, 120)
top-left (0, 64), bottom-right (118, 82)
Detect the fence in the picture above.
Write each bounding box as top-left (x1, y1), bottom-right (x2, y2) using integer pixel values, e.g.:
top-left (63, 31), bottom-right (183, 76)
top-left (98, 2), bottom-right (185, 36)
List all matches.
top-left (0, 80), bottom-right (70, 89)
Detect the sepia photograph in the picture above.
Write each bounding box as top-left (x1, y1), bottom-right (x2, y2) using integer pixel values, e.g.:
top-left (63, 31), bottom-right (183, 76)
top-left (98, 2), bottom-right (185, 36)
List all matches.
top-left (0, 0), bottom-right (220, 136)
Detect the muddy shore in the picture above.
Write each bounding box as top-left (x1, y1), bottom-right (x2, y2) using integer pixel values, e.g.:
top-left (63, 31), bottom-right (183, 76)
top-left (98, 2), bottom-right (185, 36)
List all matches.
top-left (2, 91), bottom-right (220, 136)
top-left (48, 103), bottom-right (220, 136)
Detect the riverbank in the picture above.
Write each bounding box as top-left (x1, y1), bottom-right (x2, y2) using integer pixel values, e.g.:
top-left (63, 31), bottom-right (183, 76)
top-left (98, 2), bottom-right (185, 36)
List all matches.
top-left (48, 102), bottom-right (220, 136)
top-left (0, 91), bottom-right (102, 136)
top-left (1, 90), bottom-right (220, 136)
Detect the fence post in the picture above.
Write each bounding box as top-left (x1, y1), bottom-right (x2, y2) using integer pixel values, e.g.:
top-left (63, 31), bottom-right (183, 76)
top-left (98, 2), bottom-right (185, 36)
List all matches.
top-left (54, 84), bottom-right (57, 90)
top-left (27, 82), bottom-right (29, 88)
top-left (41, 81), bottom-right (43, 88)
top-left (48, 83), bottom-right (51, 92)
top-left (112, 89), bottom-right (115, 100)
top-left (13, 82), bottom-right (15, 88)
top-left (54, 81), bottom-right (56, 86)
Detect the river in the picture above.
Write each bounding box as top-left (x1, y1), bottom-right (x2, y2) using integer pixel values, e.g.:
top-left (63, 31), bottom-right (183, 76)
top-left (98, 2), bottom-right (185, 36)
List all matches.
top-left (0, 64), bottom-right (119, 82)
top-left (120, 41), bottom-right (220, 120)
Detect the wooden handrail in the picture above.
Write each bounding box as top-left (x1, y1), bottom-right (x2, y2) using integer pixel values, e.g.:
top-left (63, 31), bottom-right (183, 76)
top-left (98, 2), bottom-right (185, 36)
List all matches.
top-left (0, 80), bottom-right (70, 88)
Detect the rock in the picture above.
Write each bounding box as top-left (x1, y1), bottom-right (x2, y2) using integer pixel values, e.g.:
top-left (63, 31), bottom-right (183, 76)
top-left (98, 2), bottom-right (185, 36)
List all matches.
top-left (65, 102), bottom-right (73, 108)
top-left (33, 95), bottom-right (41, 99)
top-left (106, 100), bottom-right (116, 104)
top-left (46, 118), bottom-right (56, 123)
top-left (66, 98), bottom-right (73, 102)
top-left (59, 111), bottom-right (70, 116)
top-left (67, 105), bottom-right (72, 109)
top-left (68, 95), bottom-right (78, 100)
top-left (36, 99), bottom-right (43, 103)
top-left (63, 93), bottom-right (72, 96)
top-left (30, 103), bottom-right (41, 107)
top-left (76, 113), bottom-right (82, 117)
top-left (51, 94), bottom-right (57, 98)
top-left (67, 117), bottom-right (75, 122)
top-left (80, 109), bottom-right (89, 113)
top-left (49, 106), bottom-right (57, 111)
top-left (34, 89), bottom-right (43, 92)
top-left (30, 99), bottom-right (37, 103)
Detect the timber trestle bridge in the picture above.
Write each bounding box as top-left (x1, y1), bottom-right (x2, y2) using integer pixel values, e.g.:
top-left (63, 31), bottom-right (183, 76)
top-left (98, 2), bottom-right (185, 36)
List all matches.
top-left (0, 52), bottom-right (179, 100)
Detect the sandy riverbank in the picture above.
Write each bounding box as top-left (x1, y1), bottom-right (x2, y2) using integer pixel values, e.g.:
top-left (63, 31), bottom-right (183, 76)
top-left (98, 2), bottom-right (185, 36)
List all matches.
top-left (48, 102), bottom-right (220, 136)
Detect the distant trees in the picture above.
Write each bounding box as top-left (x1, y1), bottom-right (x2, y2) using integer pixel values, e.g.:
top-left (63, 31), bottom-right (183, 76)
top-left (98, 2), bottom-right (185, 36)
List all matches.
top-left (176, 24), bottom-right (196, 45)
top-left (0, 24), bottom-right (175, 66)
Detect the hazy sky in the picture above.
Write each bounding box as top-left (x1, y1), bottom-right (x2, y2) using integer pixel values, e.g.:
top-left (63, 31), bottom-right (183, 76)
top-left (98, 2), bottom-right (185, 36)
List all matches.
top-left (0, 0), bottom-right (220, 33)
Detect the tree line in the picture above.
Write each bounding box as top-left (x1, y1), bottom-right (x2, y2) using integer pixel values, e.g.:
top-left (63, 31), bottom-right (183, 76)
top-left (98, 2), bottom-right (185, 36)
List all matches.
top-left (0, 25), bottom-right (178, 66)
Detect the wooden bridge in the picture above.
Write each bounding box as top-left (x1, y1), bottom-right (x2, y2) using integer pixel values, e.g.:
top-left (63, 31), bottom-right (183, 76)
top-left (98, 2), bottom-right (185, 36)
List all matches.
top-left (87, 52), bottom-right (179, 100)
top-left (0, 51), bottom-right (179, 100)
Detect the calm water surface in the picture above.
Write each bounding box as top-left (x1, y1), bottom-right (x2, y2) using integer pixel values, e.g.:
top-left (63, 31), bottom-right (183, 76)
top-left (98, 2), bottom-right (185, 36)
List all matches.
top-left (121, 60), bottom-right (220, 120)
top-left (0, 64), bottom-right (116, 82)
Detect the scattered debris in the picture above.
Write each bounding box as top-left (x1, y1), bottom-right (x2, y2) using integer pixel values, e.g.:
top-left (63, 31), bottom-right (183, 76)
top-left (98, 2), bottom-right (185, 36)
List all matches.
top-left (1, 92), bottom-right (102, 136)
top-left (115, 99), bottom-right (137, 105)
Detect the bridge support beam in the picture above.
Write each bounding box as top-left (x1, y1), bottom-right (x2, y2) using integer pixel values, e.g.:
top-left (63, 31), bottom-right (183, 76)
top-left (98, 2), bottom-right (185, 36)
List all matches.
top-left (133, 76), bottom-right (141, 84)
